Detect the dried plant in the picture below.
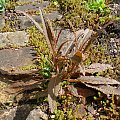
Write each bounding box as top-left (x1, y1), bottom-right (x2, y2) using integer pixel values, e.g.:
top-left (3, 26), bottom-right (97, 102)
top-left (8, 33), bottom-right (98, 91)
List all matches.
top-left (13, 8), bottom-right (120, 113)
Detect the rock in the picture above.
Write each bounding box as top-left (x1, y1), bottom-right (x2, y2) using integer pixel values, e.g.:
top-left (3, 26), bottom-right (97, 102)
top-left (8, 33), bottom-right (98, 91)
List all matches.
top-left (0, 47), bottom-right (37, 75)
top-left (13, 105), bottom-right (33, 120)
top-left (54, 28), bottom-right (85, 47)
top-left (14, 0), bottom-right (62, 30)
top-left (0, 107), bottom-right (17, 120)
top-left (109, 38), bottom-right (120, 57)
top-left (0, 76), bottom-right (12, 103)
top-left (104, 20), bottom-right (120, 57)
top-left (0, 105), bottom-right (33, 120)
top-left (0, 15), bottom-right (5, 29)
top-left (0, 105), bottom-right (48, 120)
top-left (26, 108), bottom-right (48, 120)
top-left (18, 11), bottom-right (62, 30)
top-left (16, 1), bottom-right (50, 11)
top-left (18, 15), bottom-right (42, 29)
top-left (45, 11), bottom-right (63, 21)
top-left (0, 31), bottom-right (29, 48)
top-left (110, 3), bottom-right (120, 16)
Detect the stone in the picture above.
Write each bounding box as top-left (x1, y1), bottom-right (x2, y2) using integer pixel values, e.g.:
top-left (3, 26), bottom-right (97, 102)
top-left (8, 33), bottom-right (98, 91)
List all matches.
top-left (45, 11), bottom-right (63, 21)
top-left (110, 3), bottom-right (120, 16)
top-left (26, 108), bottom-right (48, 120)
top-left (0, 105), bottom-right (33, 120)
top-left (0, 15), bottom-right (5, 29)
top-left (0, 105), bottom-right (48, 120)
top-left (16, 1), bottom-right (50, 11)
top-left (0, 76), bottom-right (12, 103)
top-left (0, 31), bottom-right (29, 48)
top-left (15, 0), bottom-right (62, 30)
top-left (54, 28), bottom-right (85, 46)
top-left (18, 11), bottom-right (62, 29)
top-left (0, 107), bottom-right (17, 120)
top-left (0, 47), bottom-right (37, 75)
top-left (109, 38), bottom-right (120, 57)
top-left (17, 15), bottom-right (42, 29)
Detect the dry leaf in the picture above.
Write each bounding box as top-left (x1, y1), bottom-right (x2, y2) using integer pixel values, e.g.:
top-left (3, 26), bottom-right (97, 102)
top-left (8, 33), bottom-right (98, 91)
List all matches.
top-left (76, 76), bottom-right (120, 85)
top-left (63, 29), bottom-right (84, 56)
top-left (85, 84), bottom-right (120, 95)
top-left (39, 8), bottom-right (54, 54)
top-left (85, 63), bottom-right (113, 73)
top-left (71, 50), bottom-right (82, 63)
top-left (48, 74), bottom-right (63, 113)
top-left (78, 29), bottom-right (93, 50)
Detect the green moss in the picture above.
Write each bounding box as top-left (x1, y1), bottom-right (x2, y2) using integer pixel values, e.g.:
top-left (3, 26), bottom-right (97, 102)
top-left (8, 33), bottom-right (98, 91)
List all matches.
top-left (84, 41), bottom-right (119, 79)
top-left (26, 26), bottom-right (50, 56)
top-left (6, 0), bottom-right (16, 10)
top-left (50, 0), bottom-right (112, 29)
top-left (0, 20), bottom-right (16, 32)
top-left (43, 2), bottom-right (58, 14)
top-left (16, 1), bottom-right (32, 6)
top-left (26, 26), bottom-right (51, 71)
top-left (20, 64), bottom-right (37, 70)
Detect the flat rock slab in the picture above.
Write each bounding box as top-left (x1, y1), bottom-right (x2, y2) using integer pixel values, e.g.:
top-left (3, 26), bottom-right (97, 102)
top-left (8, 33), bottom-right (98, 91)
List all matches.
top-left (16, 1), bottom-right (50, 11)
top-left (18, 11), bottom-right (62, 29)
top-left (14, 0), bottom-right (62, 30)
top-left (0, 31), bottom-right (29, 48)
top-left (0, 47), bottom-right (37, 75)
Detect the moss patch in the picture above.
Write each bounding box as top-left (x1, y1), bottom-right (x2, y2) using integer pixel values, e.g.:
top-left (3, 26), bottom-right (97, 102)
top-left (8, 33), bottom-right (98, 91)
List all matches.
top-left (84, 42), bottom-right (120, 79)
top-left (26, 26), bottom-right (51, 69)
top-left (50, 0), bottom-right (112, 29)
top-left (20, 64), bottom-right (37, 71)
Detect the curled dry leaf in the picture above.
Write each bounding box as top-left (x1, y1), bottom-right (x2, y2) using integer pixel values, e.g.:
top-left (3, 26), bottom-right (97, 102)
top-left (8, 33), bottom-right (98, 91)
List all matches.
top-left (48, 74), bottom-right (63, 113)
top-left (68, 76), bottom-right (120, 85)
top-left (85, 84), bottom-right (120, 95)
top-left (68, 76), bottom-right (120, 96)
top-left (85, 63), bottom-right (113, 74)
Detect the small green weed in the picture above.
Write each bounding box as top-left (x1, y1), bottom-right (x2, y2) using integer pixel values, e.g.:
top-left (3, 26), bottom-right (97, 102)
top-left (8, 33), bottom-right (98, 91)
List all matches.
top-left (86, 0), bottom-right (110, 14)
top-left (0, 0), bottom-right (8, 13)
